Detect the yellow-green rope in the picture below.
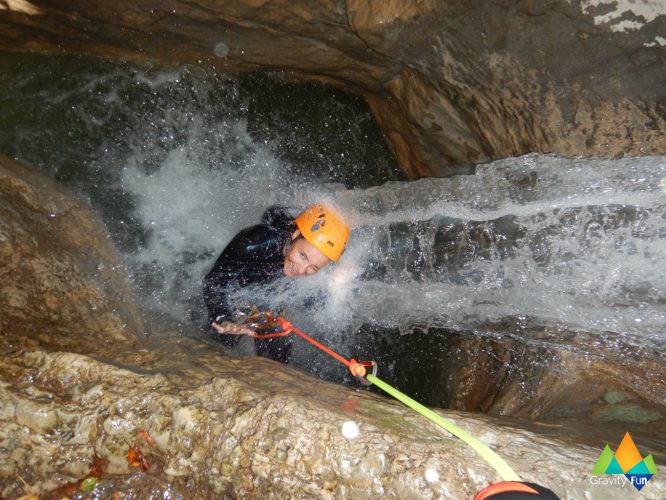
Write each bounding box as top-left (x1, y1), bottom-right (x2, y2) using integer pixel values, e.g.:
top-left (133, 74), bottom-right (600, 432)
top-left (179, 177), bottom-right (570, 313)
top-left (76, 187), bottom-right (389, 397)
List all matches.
top-left (367, 374), bottom-right (522, 482)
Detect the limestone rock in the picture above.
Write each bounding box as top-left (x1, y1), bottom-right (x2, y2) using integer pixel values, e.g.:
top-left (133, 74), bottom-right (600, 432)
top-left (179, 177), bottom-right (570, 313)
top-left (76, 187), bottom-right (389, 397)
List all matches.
top-left (0, 1), bottom-right (664, 176)
top-left (1, 347), bottom-right (664, 499)
top-left (0, 154), bottom-right (143, 354)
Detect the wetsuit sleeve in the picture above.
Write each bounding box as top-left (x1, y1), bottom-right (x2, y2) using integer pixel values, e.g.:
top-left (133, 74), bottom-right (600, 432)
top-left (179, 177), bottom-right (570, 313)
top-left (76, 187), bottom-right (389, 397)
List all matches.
top-left (203, 224), bottom-right (286, 322)
top-left (202, 271), bottom-right (234, 322)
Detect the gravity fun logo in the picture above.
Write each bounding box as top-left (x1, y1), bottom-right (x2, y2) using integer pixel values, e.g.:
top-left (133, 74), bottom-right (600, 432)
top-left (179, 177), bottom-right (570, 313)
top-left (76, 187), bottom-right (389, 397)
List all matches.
top-left (591, 432), bottom-right (657, 491)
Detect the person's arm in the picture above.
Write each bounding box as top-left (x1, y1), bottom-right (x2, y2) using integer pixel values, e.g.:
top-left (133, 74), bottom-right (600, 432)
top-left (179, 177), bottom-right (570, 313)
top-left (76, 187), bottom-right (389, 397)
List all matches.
top-left (203, 224), bottom-right (285, 335)
top-left (202, 272), bottom-right (233, 323)
top-left (203, 271), bottom-right (255, 334)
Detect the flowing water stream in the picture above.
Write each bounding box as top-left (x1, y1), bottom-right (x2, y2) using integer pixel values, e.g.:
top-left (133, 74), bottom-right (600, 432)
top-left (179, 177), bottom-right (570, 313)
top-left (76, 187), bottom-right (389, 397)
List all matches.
top-left (1, 50), bottom-right (665, 457)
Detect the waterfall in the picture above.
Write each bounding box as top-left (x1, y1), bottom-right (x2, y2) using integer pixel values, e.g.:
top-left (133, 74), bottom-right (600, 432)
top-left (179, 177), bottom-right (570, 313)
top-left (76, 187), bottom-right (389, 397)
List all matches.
top-left (331, 154), bottom-right (666, 352)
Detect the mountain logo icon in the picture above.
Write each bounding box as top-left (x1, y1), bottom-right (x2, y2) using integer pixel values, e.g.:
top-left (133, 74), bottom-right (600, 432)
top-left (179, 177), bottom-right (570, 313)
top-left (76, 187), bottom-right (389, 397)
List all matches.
top-left (592, 432), bottom-right (657, 491)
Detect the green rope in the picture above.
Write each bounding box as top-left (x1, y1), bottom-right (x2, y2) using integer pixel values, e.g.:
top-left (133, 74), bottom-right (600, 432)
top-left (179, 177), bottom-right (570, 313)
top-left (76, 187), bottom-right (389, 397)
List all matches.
top-left (367, 374), bottom-right (522, 482)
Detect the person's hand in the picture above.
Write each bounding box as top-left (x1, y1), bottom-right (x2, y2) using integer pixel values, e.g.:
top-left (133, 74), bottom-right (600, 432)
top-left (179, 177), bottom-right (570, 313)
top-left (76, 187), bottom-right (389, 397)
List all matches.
top-left (211, 320), bottom-right (256, 336)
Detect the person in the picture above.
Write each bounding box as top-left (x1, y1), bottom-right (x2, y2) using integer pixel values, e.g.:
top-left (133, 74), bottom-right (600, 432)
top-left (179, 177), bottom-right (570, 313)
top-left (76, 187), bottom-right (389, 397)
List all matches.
top-left (203, 204), bottom-right (349, 363)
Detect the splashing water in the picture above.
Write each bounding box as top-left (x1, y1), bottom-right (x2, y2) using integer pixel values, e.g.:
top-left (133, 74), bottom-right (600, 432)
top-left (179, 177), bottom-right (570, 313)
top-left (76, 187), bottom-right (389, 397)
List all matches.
top-left (238, 155), bottom-right (666, 363)
top-left (0, 50), bottom-right (401, 324)
top-left (332, 155), bottom-right (666, 349)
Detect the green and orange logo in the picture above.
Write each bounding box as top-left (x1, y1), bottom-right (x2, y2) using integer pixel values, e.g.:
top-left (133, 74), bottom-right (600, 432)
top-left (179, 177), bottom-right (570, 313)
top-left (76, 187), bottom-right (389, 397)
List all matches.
top-left (592, 432), bottom-right (657, 491)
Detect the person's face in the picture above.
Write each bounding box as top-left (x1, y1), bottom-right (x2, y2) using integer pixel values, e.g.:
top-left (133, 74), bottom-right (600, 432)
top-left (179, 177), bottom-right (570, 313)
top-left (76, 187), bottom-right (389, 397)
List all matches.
top-left (283, 230), bottom-right (330, 277)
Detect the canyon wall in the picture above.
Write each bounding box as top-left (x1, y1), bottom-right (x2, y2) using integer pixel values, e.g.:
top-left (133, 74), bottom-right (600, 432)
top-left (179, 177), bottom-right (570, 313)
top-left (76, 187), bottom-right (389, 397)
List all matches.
top-left (1, 0), bottom-right (664, 176)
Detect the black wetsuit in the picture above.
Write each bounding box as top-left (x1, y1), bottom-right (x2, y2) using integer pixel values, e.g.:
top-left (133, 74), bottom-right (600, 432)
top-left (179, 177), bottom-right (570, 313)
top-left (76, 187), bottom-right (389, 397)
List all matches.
top-left (203, 207), bottom-right (295, 363)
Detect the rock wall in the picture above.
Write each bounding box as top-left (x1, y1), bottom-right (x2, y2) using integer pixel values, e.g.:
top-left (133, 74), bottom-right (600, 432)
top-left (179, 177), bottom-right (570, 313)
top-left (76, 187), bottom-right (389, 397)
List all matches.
top-left (1, 1), bottom-right (664, 176)
top-left (2, 347), bottom-right (664, 499)
top-left (0, 155), bottom-right (143, 354)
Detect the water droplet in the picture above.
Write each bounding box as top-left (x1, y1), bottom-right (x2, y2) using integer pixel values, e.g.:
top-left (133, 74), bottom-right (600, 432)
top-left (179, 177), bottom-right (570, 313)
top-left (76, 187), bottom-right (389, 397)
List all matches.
top-left (214, 42), bottom-right (230, 58)
top-left (341, 420), bottom-right (360, 439)
top-left (425, 468), bottom-right (439, 483)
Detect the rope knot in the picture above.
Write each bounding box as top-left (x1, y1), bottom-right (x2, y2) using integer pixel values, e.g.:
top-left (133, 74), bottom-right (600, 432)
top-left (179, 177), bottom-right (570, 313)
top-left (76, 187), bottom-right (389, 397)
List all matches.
top-left (349, 359), bottom-right (367, 378)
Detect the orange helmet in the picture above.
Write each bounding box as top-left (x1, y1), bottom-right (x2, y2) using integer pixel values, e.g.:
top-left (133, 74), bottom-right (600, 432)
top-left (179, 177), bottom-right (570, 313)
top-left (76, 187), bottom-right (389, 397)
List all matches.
top-left (294, 204), bottom-right (349, 262)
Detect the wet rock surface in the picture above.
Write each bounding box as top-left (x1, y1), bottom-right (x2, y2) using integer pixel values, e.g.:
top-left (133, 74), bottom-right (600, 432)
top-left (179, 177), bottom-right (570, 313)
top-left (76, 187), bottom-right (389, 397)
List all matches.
top-left (0, 1), bottom-right (664, 176)
top-left (354, 323), bottom-right (666, 461)
top-left (0, 154), bottom-right (144, 355)
top-left (2, 346), bottom-right (664, 499)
